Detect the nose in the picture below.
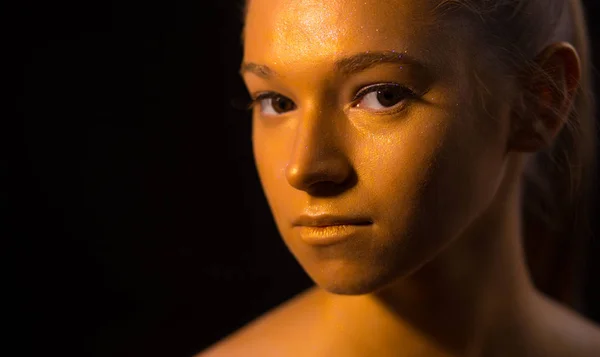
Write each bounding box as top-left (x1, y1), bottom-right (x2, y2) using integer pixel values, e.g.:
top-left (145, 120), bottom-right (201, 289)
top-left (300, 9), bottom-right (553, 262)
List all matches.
top-left (285, 108), bottom-right (353, 194)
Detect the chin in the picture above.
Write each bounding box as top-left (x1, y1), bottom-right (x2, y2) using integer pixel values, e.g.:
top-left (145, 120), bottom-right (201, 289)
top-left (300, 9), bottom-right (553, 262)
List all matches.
top-left (319, 284), bottom-right (379, 296)
top-left (301, 259), bottom-right (413, 296)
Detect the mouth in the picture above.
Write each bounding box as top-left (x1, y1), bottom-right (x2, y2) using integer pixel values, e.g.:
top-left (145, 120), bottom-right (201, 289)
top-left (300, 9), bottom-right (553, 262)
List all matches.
top-left (292, 214), bottom-right (373, 227)
top-left (292, 214), bottom-right (373, 246)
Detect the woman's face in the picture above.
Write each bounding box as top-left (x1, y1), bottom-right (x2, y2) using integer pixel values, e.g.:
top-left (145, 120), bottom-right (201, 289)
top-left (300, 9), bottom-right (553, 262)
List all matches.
top-left (242, 0), bottom-right (515, 294)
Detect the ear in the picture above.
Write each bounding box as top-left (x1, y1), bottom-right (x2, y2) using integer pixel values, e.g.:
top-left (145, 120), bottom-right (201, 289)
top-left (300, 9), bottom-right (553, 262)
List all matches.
top-left (508, 42), bottom-right (581, 152)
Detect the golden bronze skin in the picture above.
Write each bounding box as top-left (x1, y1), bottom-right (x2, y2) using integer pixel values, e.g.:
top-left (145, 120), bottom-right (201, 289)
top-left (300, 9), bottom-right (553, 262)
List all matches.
top-left (198, 0), bottom-right (600, 356)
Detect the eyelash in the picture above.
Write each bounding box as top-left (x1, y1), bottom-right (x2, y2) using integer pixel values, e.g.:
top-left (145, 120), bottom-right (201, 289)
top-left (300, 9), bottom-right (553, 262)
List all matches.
top-left (247, 92), bottom-right (285, 110)
top-left (241, 83), bottom-right (417, 114)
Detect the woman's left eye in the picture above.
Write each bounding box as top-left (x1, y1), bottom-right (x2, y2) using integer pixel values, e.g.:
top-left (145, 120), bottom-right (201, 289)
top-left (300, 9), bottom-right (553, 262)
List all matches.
top-left (353, 83), bottom-right (415, 111)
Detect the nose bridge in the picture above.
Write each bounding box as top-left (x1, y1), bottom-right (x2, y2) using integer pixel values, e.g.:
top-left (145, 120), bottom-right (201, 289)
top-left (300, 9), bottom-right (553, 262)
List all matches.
top-left (285, 102), bottom-right (351, 190)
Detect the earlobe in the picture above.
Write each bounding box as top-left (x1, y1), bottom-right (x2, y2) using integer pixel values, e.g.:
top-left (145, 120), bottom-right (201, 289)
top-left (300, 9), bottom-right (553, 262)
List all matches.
top-left (507, 118), bottom-right (552, 153)
top-left (507, 42), bottom-right (581, 153)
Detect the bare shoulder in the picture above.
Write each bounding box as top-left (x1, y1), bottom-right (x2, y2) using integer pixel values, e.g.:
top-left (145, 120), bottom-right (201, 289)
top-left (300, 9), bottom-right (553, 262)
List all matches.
top-left (195, 287), bottom-right (327, 357)
top-left (535, 293), bottom-right (600, 357)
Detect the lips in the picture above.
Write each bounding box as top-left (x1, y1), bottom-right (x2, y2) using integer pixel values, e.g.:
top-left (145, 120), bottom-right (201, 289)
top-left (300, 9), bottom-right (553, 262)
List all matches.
top-left (292, 214), bottom-right (372, 227)
top-left (292, 214), bottom-right (372, 246)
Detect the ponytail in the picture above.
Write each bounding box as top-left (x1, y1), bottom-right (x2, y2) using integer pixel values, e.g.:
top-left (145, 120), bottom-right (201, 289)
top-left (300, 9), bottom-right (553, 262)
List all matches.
top-left (522, 0), bottom-right (596, 310)
top-left (436, 0), bottom-right (596, 310)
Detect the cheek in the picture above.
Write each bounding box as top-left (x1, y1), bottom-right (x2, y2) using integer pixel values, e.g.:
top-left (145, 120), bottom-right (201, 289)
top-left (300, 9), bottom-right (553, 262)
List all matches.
top-left (252, 118), bottom-right (294, 227)
top-left (355, 114), bottom-right (451, 223)
top-left (405, 114), bottom-right (507, 248)
top-left (359, 106), bottom-right (507, 252)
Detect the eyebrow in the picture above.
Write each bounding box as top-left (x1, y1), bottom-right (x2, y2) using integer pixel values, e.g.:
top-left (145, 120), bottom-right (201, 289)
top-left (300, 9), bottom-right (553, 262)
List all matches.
top-left (239, 50), bottom-right (425, 79)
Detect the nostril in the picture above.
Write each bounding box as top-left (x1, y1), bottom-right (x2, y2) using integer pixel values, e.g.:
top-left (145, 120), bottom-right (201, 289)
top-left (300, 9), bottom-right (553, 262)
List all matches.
top-left (291, 170), bottom-right (358, 198)
top-left (285, 158), bottom-right (352, 191)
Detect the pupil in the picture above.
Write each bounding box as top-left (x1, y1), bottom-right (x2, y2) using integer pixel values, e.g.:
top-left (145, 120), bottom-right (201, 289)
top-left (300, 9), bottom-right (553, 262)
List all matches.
top-left (376, 88), bottom-right (403, 107)
top-left (274, 97), bottom-right (293, 113)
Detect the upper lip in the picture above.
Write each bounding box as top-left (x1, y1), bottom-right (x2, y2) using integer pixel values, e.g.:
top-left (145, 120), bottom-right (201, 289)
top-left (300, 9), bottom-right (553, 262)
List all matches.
top-left (292, 214), bottom-right (372, 227)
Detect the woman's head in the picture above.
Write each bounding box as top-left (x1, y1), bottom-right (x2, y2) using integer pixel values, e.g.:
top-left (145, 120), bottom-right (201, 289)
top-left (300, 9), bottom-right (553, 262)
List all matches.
top-left (239, 0), bottom-right (595, 303)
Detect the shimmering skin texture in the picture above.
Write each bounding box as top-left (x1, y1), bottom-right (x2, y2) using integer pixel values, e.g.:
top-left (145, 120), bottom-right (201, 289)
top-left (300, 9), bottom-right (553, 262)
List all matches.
top-left (197, 1), bottom-right (600, 356)
top-left (243, 0), bottom-right (513, 295)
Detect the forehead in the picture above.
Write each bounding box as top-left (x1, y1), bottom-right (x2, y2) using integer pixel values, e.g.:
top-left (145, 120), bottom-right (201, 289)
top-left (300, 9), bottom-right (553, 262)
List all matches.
top-left (243, 0), bottom-right (455, 71)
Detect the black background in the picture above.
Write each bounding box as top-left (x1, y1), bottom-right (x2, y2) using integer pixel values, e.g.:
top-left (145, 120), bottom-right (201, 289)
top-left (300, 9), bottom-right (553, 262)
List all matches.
top-left (9, 1), bottom-right (600, 356)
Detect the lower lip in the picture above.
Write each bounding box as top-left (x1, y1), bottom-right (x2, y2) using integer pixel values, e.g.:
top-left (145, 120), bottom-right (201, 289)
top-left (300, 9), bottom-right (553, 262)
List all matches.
top-left (296, 224), bottom-right (369, 246)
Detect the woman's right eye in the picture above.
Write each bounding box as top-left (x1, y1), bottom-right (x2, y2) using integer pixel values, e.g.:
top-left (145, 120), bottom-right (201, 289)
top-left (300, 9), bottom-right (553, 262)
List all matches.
top-left (252, 92), bottom-right (297, 116)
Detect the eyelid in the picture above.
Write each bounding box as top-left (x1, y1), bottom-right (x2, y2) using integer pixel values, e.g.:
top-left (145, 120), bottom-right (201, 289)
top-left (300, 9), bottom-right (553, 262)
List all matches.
top-left (244, 83), bottom-right (420, 114)
top-left (245, 91), bottom-right (281, 110)
top-left (250, 91), bottom-right (297, 115)
top-left (253, 91), bottom-right (278, 101)
top-left (346, 82), bottom-right (418, 114)
top-left (351, 83), bottom-right (416, 102)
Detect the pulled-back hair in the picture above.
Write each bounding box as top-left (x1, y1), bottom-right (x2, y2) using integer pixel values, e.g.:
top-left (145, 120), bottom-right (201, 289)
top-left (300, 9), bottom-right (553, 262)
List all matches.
top-left (240, 0), bottom-right (597, 310)
top-left (432, 0), bottom-right (596, 310)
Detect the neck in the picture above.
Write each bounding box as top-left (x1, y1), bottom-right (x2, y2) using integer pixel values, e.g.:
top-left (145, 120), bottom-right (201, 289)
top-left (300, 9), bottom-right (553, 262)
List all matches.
top-left (321, 156), bottom-right (540, 357)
